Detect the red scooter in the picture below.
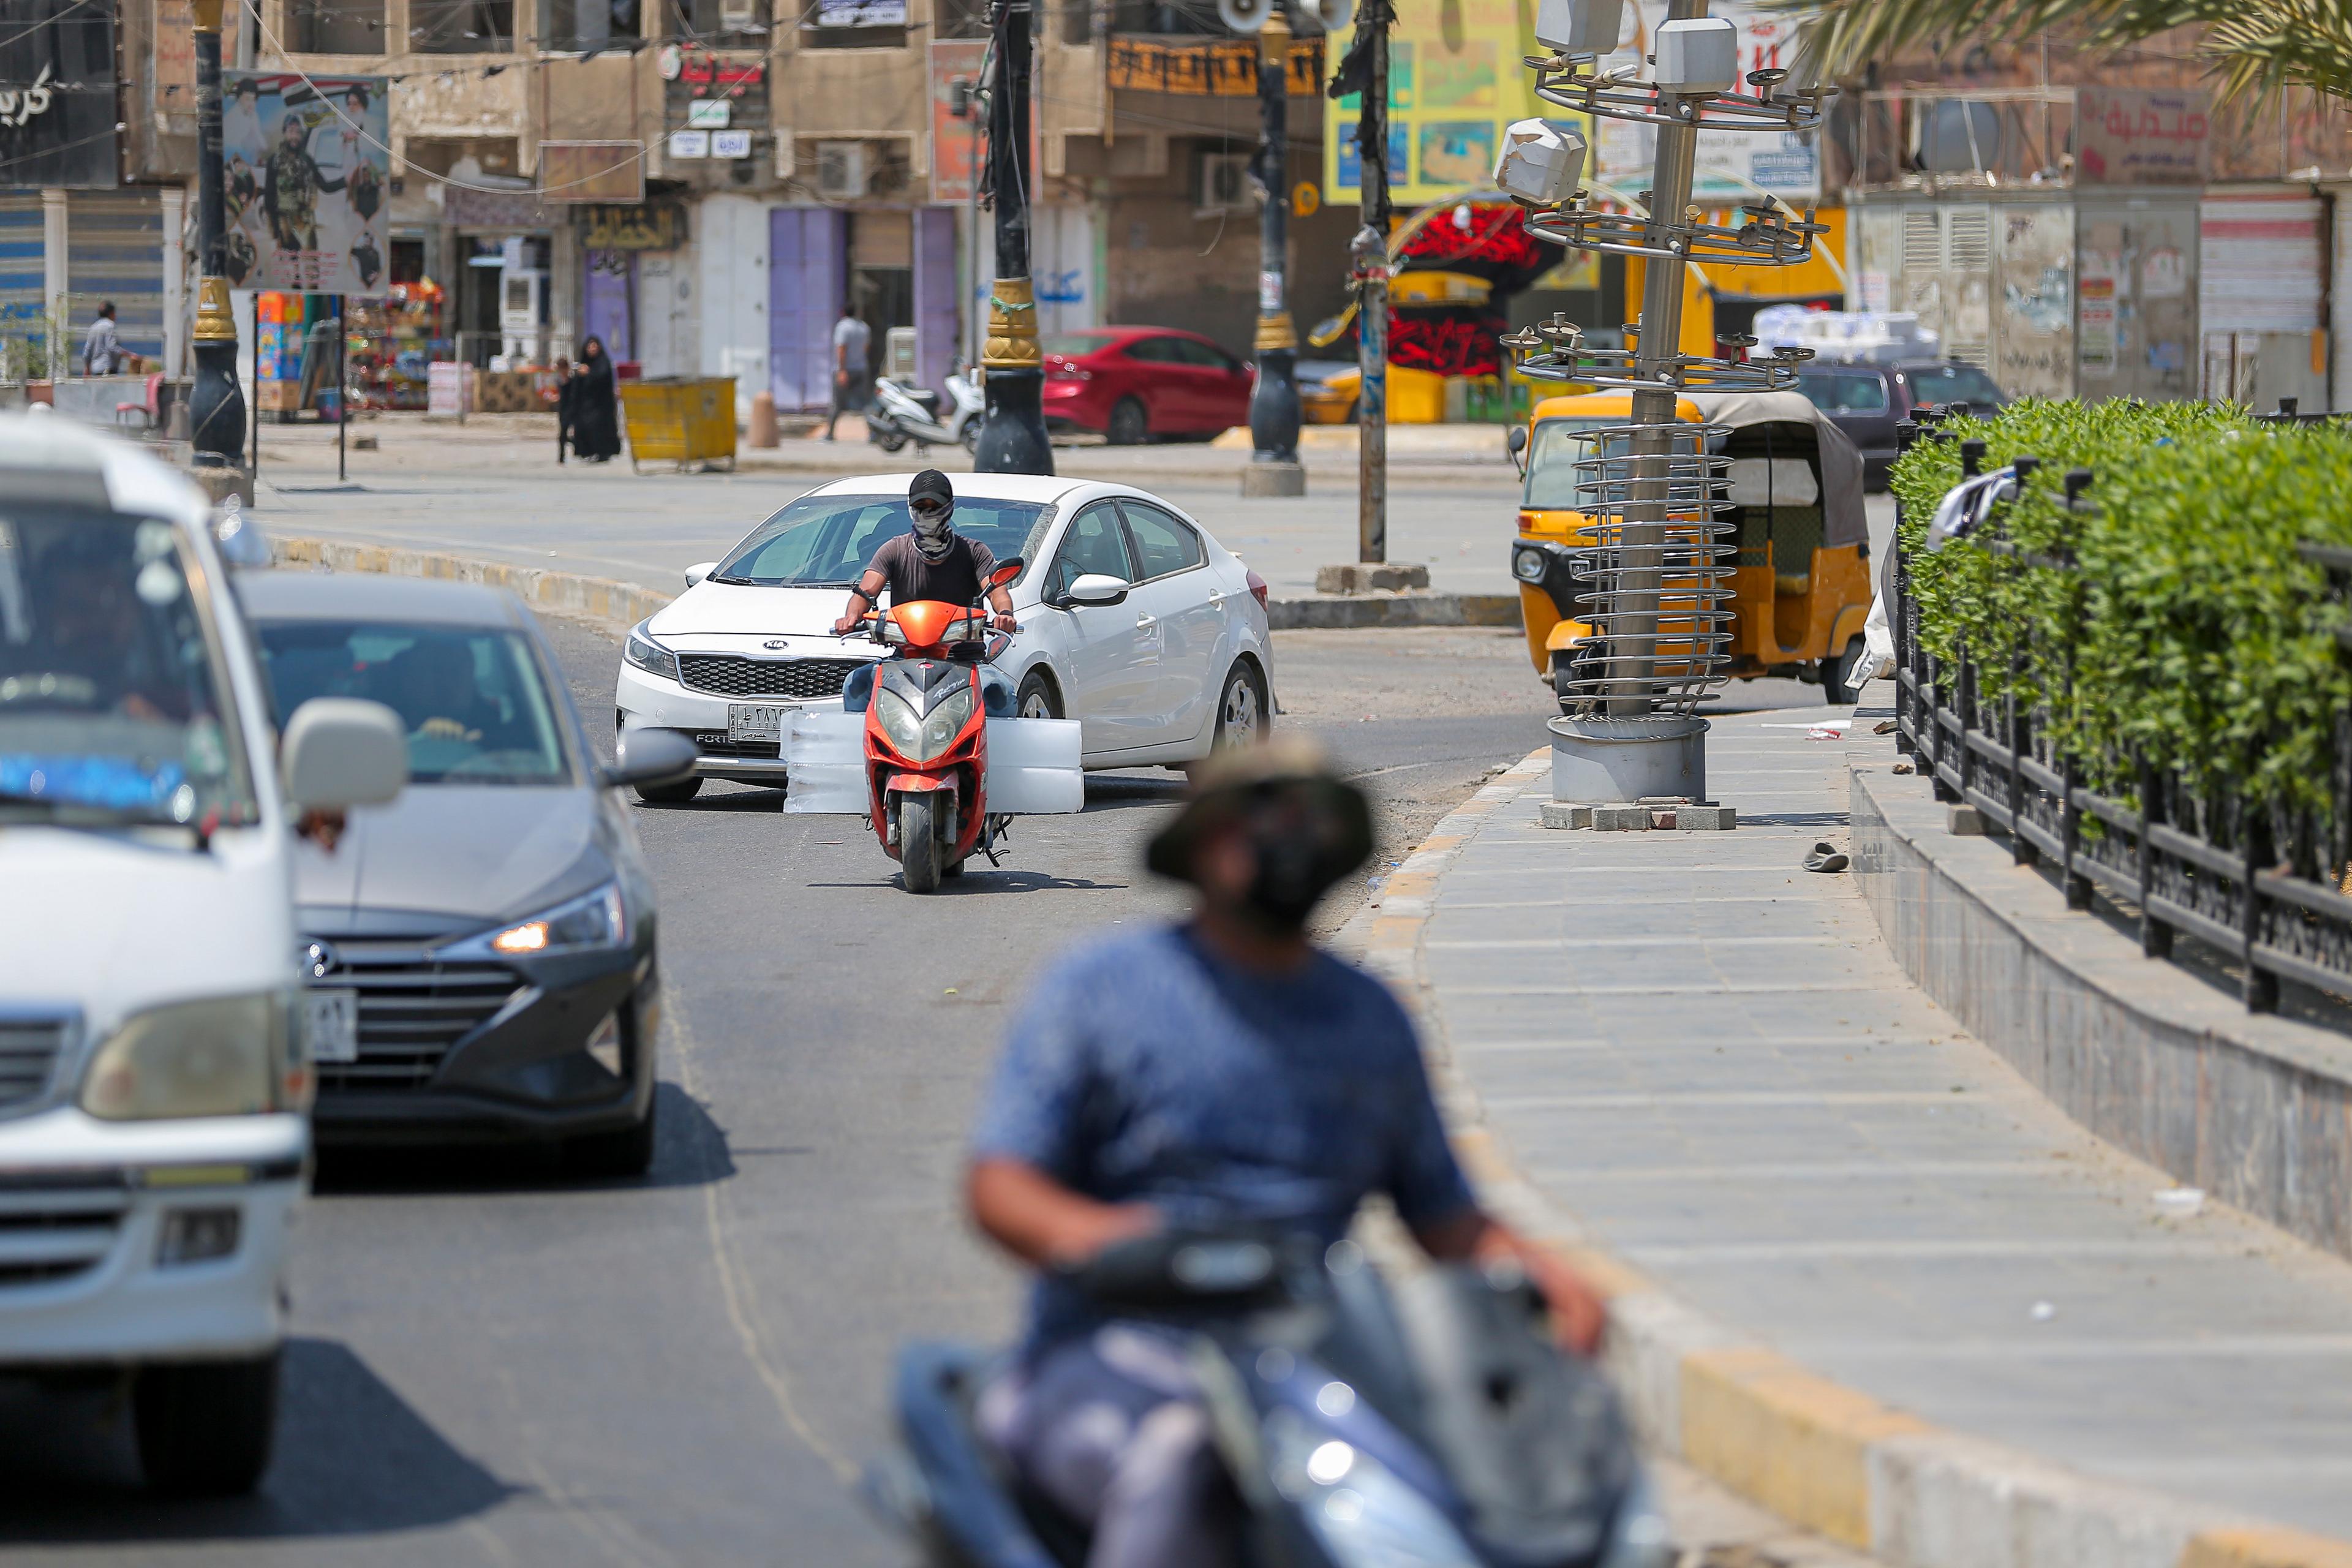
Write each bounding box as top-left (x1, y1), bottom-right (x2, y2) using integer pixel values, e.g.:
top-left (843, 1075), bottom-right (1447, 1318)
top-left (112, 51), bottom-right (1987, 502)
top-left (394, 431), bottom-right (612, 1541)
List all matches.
top-left (859, 558), bottom-right (1025, 893)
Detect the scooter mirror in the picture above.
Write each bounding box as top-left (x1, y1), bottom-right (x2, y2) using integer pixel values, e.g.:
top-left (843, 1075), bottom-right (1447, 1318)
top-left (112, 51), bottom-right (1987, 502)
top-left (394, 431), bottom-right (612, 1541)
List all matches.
top-left (988, 556), bottom-right (1025, 589)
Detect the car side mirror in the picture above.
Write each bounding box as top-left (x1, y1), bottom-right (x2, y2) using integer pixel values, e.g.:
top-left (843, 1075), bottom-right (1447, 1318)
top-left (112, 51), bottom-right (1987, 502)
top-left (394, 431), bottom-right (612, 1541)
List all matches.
top-left (1507, 424), bottom-right (1528, 477)
top-left (988, 556), bottom-right (1025, 589)
top-left (1064, 573), bottom-right (1129, 608)
top-left (282, 698), bottom-right (407, 812)
top-left (603, 727), bottom-right (698, 791)
top-left (685, 560), bottom-right (718, 588)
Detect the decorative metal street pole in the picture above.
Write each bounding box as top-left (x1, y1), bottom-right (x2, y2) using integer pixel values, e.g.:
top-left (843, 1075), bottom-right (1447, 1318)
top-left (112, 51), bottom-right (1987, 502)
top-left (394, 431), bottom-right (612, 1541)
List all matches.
top-left (973, 0), bottom-right (1053, 476)
top-left (1500, 0), bottom-right (1828, 805)
top-left (189, 0), bottom-right (247, 484)
top-left (1242, 9), bottom-right (1304, 497)
top-left (1352, 0), bottom-right (1390, 562)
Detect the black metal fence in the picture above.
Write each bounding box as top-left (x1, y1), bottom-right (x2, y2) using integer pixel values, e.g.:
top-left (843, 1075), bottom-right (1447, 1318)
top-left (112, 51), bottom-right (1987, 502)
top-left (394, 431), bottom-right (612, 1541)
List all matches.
top-left (1889, 409), bottom-right (2352, 1015)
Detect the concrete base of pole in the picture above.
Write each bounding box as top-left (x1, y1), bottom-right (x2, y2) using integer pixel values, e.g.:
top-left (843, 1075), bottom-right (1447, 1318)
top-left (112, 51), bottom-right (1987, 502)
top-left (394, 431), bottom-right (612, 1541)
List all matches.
top-left (186, 463), bottom-right (253, 506)
top-left (1547, 714), bottom-right (1708, 805)
top-left (1316, 562), bottom-right (1429, 594)
top-left (1241, 461), bottom-right (1305, 497)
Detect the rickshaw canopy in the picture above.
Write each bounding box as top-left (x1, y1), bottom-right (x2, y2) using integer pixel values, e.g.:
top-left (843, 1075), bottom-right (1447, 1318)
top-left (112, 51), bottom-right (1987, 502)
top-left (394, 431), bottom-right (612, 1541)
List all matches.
top-left (1686, 391), bottom-right (1869, 549)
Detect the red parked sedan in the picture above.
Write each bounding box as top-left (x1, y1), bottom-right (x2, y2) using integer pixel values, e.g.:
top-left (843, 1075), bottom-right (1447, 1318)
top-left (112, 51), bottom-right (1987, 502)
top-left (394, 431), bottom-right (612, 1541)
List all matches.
top-left (1041, 328), bottom-right (1256, 445)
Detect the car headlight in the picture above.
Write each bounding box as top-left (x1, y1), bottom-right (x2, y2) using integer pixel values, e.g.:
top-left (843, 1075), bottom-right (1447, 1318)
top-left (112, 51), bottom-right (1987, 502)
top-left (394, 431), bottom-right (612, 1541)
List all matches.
top-left (625, 621), bottom-right (679, 683)
top-left (472, 882), bottom-right (627, 957)
top-left (918, 687), bottom-right (976, 760)
top-left (875, 687), bottom-right (924, 755)
top-left (1265, 1408), bottom-right (1478, 1567)
top-left (81, 992), bottom-right (301, 1121)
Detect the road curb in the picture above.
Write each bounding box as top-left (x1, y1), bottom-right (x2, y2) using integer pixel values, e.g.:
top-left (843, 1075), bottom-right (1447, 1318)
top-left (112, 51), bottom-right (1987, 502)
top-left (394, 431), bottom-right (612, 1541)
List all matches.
top-left (1335, 748), bottom-right (2352, 1568)
top-left (270, 533), bottom-right (1518, 638)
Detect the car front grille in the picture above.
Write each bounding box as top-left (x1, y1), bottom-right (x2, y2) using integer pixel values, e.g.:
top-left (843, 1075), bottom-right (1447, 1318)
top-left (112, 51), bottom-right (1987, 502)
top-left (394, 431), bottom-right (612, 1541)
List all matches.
top-left (309, 944), bottom-right (526, 1093)
top-left (677, 655), bottom-right (861, 700)
top-left (0, 1017), bottom-right (66, 1114)
top-left (0, 1178), bottom-right (128, 1289)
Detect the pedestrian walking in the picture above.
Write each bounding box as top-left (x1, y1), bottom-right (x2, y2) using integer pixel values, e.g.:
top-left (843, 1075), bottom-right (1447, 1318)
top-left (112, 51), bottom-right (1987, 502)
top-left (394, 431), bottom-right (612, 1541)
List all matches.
top-left (824, 303), bottom-right (870, 441)
top-left (551, 355), bottom-right (575, 464)
top-left (570, 336), bottom-right (622, 464)
top-left (80, 301), bottom-right (121, 377)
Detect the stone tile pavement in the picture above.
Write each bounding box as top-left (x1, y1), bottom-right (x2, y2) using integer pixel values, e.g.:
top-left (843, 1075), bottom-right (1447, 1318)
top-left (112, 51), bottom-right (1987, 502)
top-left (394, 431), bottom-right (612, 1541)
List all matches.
top-left (1414, 711), bottom-right (2352, 1542)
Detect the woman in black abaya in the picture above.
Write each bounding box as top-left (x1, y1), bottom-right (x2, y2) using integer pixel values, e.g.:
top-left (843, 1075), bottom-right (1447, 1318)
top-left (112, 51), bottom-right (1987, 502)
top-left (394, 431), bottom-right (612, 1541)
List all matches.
top-left (571, 336), bottom-right (623, 463)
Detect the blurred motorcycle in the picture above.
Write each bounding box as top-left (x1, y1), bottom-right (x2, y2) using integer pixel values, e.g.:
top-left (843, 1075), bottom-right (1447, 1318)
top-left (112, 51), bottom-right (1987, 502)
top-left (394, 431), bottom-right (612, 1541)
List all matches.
top-left (868, 370), bottom-right (984, 456)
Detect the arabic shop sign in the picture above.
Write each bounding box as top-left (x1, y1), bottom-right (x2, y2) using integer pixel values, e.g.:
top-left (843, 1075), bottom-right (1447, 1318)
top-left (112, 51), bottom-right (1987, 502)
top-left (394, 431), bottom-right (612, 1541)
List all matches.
top-left (0, 0), bottom-right (121, 188)
top-left (2076, 87), bottom-right (2209, 187)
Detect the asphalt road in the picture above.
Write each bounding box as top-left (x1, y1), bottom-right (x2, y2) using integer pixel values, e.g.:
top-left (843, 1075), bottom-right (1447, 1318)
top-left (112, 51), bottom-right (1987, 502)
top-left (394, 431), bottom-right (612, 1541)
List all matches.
top-left (0, 620), bottom-right (1833, 1565)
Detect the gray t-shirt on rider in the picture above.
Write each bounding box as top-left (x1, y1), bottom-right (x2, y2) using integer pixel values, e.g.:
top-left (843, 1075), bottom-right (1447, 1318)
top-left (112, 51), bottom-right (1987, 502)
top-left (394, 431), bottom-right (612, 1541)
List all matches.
top-left (868, 531), bottom-right (997, 608)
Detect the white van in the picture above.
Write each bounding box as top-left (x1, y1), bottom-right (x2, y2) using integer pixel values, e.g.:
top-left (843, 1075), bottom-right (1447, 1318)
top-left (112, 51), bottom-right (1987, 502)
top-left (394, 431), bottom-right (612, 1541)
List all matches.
top-left (0, 418), bottom-right (404, 1494)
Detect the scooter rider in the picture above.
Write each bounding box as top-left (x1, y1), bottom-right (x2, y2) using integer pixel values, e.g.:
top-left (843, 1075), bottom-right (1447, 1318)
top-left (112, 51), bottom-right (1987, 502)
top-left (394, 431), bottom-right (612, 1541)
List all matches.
top-left (832, 468), bottom-right (1017, 637)
top-left (965, 738), bottom-right (1607, 1568)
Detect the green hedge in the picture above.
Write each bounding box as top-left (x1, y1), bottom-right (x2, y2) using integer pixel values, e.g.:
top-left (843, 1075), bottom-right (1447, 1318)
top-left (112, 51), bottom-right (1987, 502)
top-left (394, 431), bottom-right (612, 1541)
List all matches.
top-left (1891, 401), bottom-right (2352, 828)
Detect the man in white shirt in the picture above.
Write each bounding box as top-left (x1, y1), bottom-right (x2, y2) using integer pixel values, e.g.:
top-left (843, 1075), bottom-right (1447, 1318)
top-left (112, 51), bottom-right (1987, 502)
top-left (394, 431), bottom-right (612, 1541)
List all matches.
top-left (81, 302), bottom-right (121, 377)
top-left (824, 306), bottom-right (871, 440)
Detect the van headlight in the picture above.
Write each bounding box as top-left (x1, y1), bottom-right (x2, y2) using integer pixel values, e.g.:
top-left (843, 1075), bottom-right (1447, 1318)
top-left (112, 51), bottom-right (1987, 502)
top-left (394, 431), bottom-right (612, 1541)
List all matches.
top-left (1265, 1408), bottom-right (1477, 1566)
top-left (466, 882), bottom-right (627, 957)
top-left (625, 621), bottom-right (679, 683)
top-left (81, 992), bottom-right (300, 1120)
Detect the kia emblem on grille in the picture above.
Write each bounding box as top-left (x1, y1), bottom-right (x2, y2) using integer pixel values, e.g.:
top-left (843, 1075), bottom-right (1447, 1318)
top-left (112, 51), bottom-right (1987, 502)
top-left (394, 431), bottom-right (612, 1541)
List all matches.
top-left (762, 639), bottom-right (790, 650)
top-left (304, 940), bottom-right (338, 979)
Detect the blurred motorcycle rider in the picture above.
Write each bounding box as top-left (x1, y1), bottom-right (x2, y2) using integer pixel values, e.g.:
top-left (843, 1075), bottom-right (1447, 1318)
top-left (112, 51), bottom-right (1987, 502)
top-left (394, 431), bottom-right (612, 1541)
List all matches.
top-left (831, 469), bottom-right (1016, 636)
top-left (965, 737), bottom-right (1607, 1568)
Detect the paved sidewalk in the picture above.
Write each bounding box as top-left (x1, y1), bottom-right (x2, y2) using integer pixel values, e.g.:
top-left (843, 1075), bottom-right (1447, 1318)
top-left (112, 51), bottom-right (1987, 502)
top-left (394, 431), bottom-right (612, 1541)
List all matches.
top-left (1411, 709), bottom-right (2352, 1542)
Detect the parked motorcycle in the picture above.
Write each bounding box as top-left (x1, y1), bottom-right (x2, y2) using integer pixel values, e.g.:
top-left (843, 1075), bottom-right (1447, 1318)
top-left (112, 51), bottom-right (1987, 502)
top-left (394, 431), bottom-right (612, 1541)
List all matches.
top-left (785, 558), bottom-right (1084, 892)
top-left (867, 1227), bottom-right (1673, 1568)
top-left (869, 370), bottom-right (984, 456)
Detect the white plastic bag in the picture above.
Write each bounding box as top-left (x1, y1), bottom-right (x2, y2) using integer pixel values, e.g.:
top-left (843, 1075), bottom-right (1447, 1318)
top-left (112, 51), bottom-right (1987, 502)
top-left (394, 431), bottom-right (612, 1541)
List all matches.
top-left (984, 718), bottom-right (1084, 814)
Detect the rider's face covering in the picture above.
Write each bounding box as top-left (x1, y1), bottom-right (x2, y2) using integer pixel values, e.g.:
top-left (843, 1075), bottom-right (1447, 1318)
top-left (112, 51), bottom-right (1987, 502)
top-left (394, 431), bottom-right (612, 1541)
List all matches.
top-left (910, 499), bottom-right (954, 560)
top-left (1215, 791), bottom-right (1342, 935)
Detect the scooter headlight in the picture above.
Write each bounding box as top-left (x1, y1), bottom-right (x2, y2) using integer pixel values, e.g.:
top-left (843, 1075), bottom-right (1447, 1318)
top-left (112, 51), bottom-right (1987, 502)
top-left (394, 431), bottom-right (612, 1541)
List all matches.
top-left (875, 688), bottom-right (925, 755)
top-left (919, 687), bottom-right (976, 760)
top-left (1264, 1408), bottom-right (1478, 1567)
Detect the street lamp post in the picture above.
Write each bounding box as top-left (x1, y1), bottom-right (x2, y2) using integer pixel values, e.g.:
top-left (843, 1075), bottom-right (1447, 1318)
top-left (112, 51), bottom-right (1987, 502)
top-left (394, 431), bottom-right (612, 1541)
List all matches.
top-left (188, 0), bottom-right (247, 488)
top-left (973, 0), bottom-right (1053, 477)
top-left (1352, 0), bottom-right (1389, 564)
top-left (1242, 10), bottom-right (1304, 498)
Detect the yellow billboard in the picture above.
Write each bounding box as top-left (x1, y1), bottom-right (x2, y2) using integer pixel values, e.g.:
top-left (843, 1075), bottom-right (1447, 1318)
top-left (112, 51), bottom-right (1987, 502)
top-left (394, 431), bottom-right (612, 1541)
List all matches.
top-left (1322, 0), bottom-right (1583, 208)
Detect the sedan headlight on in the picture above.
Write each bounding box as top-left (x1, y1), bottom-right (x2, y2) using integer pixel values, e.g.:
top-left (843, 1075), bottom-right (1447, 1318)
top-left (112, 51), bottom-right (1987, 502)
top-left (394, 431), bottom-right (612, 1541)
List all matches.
top-left (625, 621), bottom-right (680, 683)
top-left (475, 882), bottom-right (627, 956)
top-left (919, 687), bottom-right (976, 760)
top-left (81, 992), bottom-right (301, 1121)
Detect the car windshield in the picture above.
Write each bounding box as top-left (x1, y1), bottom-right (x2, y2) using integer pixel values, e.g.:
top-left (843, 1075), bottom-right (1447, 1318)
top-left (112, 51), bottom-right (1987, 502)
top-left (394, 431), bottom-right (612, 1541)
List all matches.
top-left (255, 620), bottom-right (573, 787)
top-left (1903, 364), bottom-right (2006, 409)
top-left (1523, 416), bottom-right (1706, 510)
top-left (0, 507), bottom-right (257, 829)
top-left (712, 494), bottom-right (1050, 590)
top-left (1795, 372), bottom-right (1890, 413)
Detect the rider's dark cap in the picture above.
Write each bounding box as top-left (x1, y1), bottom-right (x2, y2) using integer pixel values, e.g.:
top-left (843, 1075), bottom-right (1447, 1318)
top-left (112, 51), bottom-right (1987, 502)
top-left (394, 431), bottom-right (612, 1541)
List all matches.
top-left (1145, 736), bottom-right (1374, 885)
top-left (908, 469), bottom-right (954, 510)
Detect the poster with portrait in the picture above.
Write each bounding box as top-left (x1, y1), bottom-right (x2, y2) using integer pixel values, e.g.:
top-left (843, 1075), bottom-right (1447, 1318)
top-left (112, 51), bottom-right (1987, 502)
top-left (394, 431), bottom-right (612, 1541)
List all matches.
top-left (222, 71), bottom-right (391, 296)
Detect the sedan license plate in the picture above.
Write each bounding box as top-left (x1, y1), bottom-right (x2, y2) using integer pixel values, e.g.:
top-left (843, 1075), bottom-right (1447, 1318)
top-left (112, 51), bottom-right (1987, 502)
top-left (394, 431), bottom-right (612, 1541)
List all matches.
top-left (728, 703), bottom-right (798, 743)
top-left (305, 988), bottom-right (359, 1065)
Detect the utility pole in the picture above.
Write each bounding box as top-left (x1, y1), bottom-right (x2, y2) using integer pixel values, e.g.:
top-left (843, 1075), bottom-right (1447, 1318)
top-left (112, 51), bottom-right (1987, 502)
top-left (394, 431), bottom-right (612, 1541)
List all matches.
top-left (1504, 0), bottom-right (1828, 804)
top-left (1352, 0), bottom-right (1389, 564)
top-left (973, 0), bottom-right (1053, 475)
top-left (1242, 8), bottom-right (1304, 497)
top-left (188, 0), bottom-right (249, 497)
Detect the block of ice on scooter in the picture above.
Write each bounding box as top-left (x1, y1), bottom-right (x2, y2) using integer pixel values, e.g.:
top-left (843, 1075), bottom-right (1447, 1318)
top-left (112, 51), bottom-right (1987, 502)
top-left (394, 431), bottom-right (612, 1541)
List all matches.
top-left (983, 718), bottom-right (1084, 813)
top-left (782, 710), bottom-right (870, 814)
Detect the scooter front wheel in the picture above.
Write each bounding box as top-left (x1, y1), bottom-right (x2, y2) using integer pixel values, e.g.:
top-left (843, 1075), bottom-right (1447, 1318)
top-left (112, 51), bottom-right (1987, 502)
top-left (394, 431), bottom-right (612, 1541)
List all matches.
top-left (899, 796), bottom-right (943, 892)
top-left (875, 429), bottom-right (910, 454)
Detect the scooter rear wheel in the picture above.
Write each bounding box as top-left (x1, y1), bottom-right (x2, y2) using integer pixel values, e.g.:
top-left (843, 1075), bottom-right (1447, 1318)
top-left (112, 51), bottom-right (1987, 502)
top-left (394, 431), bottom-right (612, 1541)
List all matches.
top-left (899, 796), bottom-right (943, 892)
top-left (876, 430), bottom-right (909, 454)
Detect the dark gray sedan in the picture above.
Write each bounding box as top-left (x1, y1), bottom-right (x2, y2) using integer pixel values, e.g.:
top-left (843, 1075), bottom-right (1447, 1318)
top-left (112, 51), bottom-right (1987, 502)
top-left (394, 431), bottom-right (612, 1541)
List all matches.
top-left (239, 572), bottom-right (693, 1177)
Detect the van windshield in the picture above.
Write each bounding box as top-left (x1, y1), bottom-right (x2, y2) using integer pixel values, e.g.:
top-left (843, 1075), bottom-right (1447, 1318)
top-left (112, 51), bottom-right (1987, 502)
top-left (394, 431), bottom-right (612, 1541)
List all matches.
top-left (0, 508), bottom-right (257, 829)
top-left (712, 494), bottom-right (1050, 589)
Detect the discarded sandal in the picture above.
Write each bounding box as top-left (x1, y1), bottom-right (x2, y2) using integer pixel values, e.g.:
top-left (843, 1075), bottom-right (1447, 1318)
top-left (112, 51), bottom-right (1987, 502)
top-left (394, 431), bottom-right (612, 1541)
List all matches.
top-left (1874, 719), bottom-right (1897, 735)
top-left (1804, 841), bottom-right (1849, 873)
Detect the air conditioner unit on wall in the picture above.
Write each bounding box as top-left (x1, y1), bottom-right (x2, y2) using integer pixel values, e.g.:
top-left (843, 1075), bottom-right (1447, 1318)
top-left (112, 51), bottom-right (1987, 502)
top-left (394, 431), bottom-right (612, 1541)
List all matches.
top-left (1197, 152), bottom-right (1252, 215)
top-left (815, 141), bottom-right (867, 200)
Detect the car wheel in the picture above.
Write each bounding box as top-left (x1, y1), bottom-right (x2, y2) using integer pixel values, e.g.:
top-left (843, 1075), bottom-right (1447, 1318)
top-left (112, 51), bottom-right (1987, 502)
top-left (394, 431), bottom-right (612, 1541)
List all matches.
top-left (563, 1090), bottom-right (658, 1180)
top-left (635, 776), bottom-right (703, 805)
top-left (135, 1353), bottom-right (279, 1496)
top-left (1016, 669), bottom-right (1062, 721)
top-left (899, 795), bottom-right (943, 893)
top-left (1107, 398), bottom-right (1148, 447)
top-left (1821, 635), bottom-right (1868, 706)
top-left (1213, 660), bottom-right (1268, 750)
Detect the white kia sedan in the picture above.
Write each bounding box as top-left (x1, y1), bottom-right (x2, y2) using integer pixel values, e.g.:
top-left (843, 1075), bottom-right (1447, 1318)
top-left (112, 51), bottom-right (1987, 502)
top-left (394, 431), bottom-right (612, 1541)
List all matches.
top-left (612, 472), bottom-right (1274, 801)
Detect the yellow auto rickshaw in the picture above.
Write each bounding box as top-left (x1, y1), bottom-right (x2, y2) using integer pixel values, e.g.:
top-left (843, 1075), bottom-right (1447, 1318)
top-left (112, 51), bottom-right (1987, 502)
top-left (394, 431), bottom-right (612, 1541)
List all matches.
top-left (1507, 388), bottom-right (1875, 707)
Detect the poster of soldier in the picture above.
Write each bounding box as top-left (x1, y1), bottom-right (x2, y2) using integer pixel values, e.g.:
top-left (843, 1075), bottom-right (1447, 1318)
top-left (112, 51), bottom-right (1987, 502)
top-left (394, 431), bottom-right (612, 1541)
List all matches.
top-left (222, 72), bottom-right (391, 295)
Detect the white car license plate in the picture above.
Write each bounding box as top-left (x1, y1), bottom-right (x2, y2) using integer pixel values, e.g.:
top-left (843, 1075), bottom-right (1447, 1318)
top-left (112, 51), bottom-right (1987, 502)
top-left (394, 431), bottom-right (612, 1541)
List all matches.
top-left (305, 988), bottom-right (360, 1065)
top-left (728, 703), bottom-right (798, 742)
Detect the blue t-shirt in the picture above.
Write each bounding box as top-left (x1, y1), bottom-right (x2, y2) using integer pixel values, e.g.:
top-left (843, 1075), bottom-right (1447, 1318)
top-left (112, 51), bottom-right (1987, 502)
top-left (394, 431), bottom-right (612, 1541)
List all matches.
top-left (971, 924), bottom-right (1477, 1352)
